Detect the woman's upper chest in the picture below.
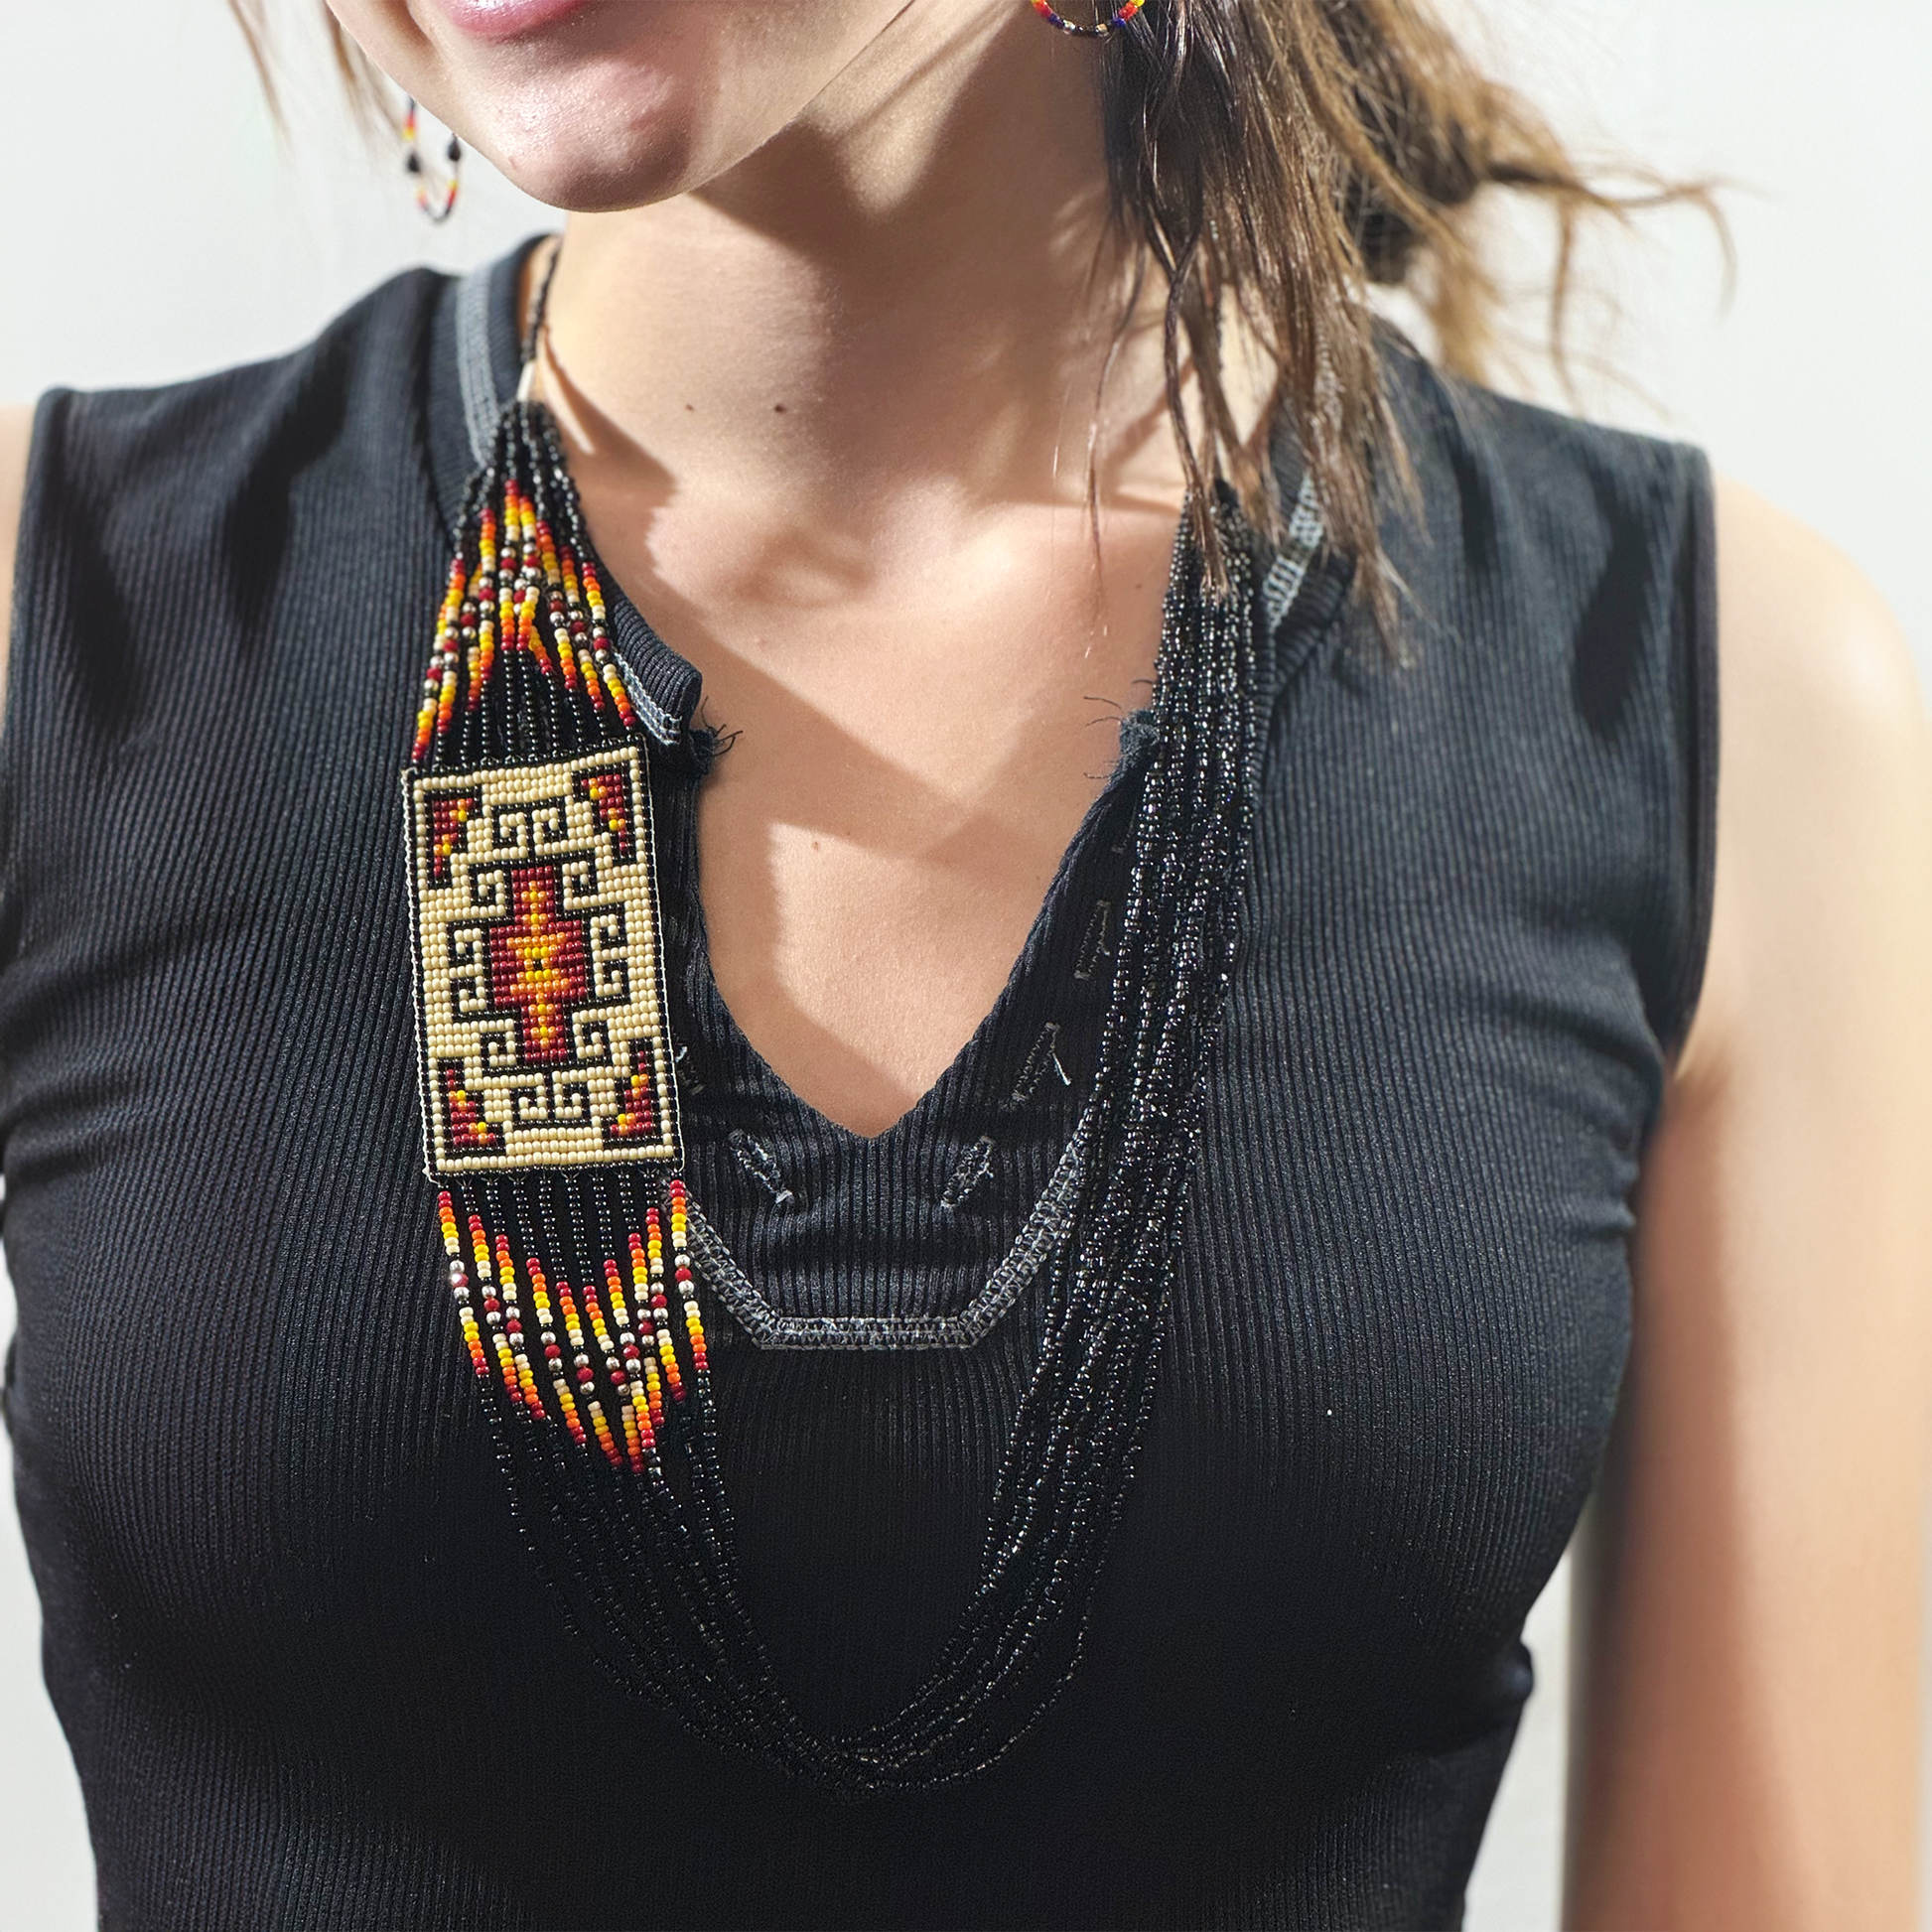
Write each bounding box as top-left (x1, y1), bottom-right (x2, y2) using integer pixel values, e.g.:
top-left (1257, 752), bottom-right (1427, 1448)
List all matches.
top-left (580, 483), bottom-right (1184, 1139)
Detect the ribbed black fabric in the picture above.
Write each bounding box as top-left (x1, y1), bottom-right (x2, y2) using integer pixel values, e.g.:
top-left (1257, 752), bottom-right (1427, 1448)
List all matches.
top-left (1, 255), bottom-right (1715, 1932)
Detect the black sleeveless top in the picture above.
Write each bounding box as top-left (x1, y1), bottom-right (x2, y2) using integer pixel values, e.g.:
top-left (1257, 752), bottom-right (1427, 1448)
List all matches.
top-left (1, 248), bottom-right (1716, 1931)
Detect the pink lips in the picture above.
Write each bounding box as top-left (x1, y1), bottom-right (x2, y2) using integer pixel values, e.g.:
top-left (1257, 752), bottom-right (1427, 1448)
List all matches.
top-left (429, 0), bottom-right (594, 42)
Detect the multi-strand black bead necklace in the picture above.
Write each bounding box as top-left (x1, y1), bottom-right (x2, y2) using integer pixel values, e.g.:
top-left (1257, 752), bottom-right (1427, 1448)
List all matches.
top-left (402, 302), bottom-right (1268, 1795)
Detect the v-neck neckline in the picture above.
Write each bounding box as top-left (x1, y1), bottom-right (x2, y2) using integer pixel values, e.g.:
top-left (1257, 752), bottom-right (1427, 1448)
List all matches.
top-left (665, 716), bottom-right (1153, 1154)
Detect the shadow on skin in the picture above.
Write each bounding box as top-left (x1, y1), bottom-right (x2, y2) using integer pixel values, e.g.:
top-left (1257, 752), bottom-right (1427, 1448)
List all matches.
top-left (546, 345), bottom-right (1148, 1137)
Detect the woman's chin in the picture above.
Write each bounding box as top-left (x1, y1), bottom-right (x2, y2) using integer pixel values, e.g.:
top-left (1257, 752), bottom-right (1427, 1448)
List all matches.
top-left (464, 89), bottom-right (708, 213)
top-left (330, 0), bottom-right (910, 211)
top-left (483, 137), bottom-right (704, 215)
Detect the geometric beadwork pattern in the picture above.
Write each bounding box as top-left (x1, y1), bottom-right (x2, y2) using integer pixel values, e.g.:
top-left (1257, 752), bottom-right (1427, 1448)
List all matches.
top-left (403, 745), bottom-right (679, 1172)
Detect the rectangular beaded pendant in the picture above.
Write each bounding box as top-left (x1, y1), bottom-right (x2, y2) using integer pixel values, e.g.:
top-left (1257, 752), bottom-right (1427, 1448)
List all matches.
top-left (402, 745), bottom-right (681, 1173)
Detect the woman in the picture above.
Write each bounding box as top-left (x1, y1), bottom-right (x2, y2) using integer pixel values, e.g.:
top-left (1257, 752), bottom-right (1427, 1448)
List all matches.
top-left (0, 1), bottom-right (1926, 1926)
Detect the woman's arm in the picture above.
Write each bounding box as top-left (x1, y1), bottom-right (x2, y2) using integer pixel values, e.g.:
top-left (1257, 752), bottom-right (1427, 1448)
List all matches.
top-left (0, 405), bottom-right (32, 738)
top-left (1565, 478), bottom-right (1932, 1930)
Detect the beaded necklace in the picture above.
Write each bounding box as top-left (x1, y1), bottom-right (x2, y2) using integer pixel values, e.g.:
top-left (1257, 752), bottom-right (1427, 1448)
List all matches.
top-left (403, 279), bottom-right (1272, 1794)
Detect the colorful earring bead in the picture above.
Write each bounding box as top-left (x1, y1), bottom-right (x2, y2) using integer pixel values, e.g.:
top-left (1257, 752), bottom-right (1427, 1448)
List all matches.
top-left (1030, 0), bottom-right (1147, 37)
top-left (403, 97), bottom-right (461, 222)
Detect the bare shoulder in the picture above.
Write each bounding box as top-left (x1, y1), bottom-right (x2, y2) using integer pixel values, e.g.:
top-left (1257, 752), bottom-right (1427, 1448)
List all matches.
top-left (0, 403), bottom-right (34, 741)
top-left (1711, 475), bottom-right (1921, 722)
top-left (1678, 476), bottom-right (1930, 1084)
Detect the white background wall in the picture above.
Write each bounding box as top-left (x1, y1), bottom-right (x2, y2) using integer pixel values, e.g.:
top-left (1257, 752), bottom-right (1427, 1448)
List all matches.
top-left (0, 3), bottom-right (1925, 1926)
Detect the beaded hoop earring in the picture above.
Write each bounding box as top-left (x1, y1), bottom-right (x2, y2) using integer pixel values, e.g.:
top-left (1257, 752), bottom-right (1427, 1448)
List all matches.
top-left (403, 98), bottom-right (462, 224)
top-left (1030, 0), bottom-right (1147, 36)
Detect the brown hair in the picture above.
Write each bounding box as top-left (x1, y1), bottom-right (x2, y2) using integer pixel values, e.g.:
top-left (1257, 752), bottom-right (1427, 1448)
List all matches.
top-left (233, 0), bottom-right (1710, 624)
top-left (1100, 0), bottom-right (1710, 618)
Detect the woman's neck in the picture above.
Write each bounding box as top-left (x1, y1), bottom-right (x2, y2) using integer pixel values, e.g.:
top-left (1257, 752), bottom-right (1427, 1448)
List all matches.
top-left (538, 5), bottom-right (1173, 529)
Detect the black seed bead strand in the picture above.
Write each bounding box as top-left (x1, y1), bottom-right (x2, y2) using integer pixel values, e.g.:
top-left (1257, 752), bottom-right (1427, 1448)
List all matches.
top-left (424, 362), bottom-right (1266, 1791)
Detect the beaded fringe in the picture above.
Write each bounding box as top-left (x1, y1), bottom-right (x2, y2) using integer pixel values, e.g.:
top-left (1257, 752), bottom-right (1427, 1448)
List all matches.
top-left (405, 393), bottom-right (1266, 1795)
